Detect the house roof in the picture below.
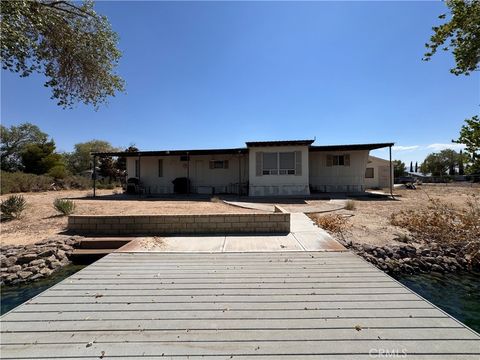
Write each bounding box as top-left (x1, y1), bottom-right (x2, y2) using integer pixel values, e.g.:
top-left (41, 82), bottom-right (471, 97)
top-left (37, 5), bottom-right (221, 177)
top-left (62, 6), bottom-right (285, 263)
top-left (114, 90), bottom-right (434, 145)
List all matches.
top-left (92, 141), bottom-right (394, 157)
top-left (310, 142), bottom-right (394, 152)
top-left (245, 139), bottom-right (315, 147)
top-left (92, 148), bottom-right (248, 157)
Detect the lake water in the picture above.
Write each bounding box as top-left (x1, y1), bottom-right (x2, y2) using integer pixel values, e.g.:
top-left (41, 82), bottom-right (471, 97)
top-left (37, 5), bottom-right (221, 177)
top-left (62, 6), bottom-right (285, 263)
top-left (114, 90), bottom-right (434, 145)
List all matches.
top-left (1, 264), bottom-right (85, 315)
top-left (395, 271), bottom-right (480, 333)
top-left (1, 265), bottom-right (479, 335)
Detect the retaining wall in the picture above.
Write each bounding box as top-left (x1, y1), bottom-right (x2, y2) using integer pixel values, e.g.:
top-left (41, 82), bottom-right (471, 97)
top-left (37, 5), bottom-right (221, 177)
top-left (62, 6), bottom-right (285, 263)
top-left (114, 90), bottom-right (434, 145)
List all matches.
top-left (68, 213), bottom-right (290, 235)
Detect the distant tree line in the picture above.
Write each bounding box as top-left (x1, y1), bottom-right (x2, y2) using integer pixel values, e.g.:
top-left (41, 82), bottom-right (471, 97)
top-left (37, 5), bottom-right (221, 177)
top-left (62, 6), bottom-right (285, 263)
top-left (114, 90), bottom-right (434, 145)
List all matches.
top-left (1, 122), bottom-right (137, 183)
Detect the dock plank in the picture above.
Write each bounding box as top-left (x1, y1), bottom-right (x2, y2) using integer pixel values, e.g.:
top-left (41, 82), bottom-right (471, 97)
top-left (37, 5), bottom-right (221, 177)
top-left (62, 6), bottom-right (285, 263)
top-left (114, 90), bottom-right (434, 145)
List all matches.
top-left (1, 252), bottom-right (479, 359)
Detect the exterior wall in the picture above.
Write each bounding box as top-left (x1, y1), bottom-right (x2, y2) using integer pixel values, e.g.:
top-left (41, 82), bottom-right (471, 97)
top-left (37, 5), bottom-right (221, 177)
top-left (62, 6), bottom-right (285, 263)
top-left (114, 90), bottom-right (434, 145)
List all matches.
top-left (127, 154), bottom-right (248, 194)
top-left (365, 156), bottom-right (393, 189)
top-left (248, 146), bottom-right (310, 196)
top-left (68, 213), bottom-right (290, 235)
top-left (309, 150), bottom-right (369, 192)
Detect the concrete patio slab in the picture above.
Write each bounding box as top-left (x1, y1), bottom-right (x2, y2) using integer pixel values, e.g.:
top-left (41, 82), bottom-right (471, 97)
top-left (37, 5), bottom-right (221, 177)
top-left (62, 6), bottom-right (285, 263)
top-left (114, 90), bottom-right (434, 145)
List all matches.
top-left (223, 233), bottom-right (302, 252)
top-left (116, 212), bottom-right (344, 253)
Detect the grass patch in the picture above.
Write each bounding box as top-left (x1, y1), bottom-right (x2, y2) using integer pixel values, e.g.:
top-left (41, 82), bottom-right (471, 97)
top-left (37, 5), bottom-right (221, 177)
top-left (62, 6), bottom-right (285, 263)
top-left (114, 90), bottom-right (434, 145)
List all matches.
top-left (1, 194), bottom-right (27, 221)
top-left (53, 198), bottom-right (76, 216)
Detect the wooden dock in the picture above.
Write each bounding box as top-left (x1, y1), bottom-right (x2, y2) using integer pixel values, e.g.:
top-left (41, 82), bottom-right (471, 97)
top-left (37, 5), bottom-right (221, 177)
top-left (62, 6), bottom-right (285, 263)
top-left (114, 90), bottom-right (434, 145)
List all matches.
top-left (1, 251), bottom-right (479, 359)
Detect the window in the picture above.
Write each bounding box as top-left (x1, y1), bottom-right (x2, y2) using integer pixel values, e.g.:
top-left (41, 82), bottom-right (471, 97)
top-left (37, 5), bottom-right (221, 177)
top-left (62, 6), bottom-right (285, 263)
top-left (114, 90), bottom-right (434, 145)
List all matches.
top-left (262, 152), bottom-right (296, 175)
top-left (327, 154), bottom-right (350, 167)
top-left (135, 160), bottom-right (139, 177)
top-left (365, 167), bottom-right (374, 178)
top-left (158, 159), bottom-right (163, 177)
top-left (262, 153), bottom-right (278, 175)
top-left (209, 160), bottom-right (229, 169)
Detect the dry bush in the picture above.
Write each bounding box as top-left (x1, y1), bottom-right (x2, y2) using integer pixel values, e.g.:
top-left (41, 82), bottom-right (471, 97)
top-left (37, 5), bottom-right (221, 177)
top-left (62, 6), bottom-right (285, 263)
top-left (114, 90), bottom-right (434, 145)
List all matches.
top-left (313, 214), bottom-right (348, 235)
top-left (344, 200), bottom-right (356, 210)
top-left (390, 195), bottom-right (480, 263)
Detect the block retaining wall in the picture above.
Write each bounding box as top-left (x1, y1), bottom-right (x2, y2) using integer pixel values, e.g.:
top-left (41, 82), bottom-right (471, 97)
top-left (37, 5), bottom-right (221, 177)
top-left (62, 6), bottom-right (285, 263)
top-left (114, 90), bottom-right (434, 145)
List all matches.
top-left (68, 213), bottom-right (290, 235)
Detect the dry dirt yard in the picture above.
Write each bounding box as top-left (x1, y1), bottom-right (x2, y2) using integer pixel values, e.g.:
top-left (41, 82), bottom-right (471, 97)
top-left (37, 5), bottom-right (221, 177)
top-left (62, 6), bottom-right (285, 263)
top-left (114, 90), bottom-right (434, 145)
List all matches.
top-left (329, 183), bottom-right (480, 246)
top-left (0, 189), bottom-right (258, 246)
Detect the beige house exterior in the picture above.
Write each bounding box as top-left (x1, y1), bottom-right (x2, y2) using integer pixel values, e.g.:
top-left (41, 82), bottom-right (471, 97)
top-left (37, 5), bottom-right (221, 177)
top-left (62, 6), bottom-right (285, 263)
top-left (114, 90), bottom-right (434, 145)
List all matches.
top-left (95, 140), bottom-right (393, 196)
top-left (364, 155), bottom-right (394, 189)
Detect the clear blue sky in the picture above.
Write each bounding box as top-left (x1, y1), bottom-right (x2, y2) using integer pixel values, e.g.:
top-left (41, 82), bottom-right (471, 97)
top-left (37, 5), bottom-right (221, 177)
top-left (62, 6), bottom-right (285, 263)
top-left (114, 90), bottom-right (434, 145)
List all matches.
top-left (1, 1), bottom-right (478, 165)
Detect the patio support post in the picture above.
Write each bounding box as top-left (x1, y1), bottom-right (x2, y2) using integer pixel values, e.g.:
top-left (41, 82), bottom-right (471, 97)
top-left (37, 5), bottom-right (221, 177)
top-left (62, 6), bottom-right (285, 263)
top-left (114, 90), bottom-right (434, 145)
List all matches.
top-left (138, 154), bottom-right (141, 198)
top-left (238, 151), bottom-right (242, 196)
top-left (186, 152), bottom-right (190, 195)
top-left (389, 145), bottom-right (394, 199)
top-left (93, 155), bottom-right (97, 198)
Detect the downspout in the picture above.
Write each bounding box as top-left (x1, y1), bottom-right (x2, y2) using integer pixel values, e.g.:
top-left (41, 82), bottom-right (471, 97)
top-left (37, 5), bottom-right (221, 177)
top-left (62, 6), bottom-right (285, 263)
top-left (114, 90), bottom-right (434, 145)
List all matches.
top-left (93, 155), bottom-right (97, 198)
top-left (389, 145), bottom-right (394, 199)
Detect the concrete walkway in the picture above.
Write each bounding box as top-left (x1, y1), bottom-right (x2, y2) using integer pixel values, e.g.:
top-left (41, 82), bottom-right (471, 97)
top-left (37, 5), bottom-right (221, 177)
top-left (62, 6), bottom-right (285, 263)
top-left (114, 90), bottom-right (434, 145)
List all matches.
top-left (224, 199), bottom-right (346, 214)
top-left (118, 213), bottom-right (345, 252)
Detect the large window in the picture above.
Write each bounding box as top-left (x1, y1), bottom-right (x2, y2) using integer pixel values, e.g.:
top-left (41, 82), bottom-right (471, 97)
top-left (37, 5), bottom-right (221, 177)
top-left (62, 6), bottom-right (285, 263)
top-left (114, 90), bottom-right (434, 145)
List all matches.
top-left (365, 167), bottom-right (374, 178)
top-left (262, 152), bottom-right (296, 175)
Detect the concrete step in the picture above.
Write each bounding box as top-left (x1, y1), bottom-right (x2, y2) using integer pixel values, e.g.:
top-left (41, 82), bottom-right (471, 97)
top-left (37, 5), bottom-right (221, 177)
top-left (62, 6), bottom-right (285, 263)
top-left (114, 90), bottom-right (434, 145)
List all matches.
top-left (78, 238), bottom-right (133, 249)
top-left (70, 248), bottom-right (118, 264)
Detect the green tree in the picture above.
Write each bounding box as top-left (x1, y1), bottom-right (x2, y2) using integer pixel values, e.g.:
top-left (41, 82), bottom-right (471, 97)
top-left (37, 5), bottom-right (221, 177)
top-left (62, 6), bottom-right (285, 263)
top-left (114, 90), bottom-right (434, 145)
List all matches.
top-left (21, 140), bottom-right (64, 174)
top-left (1, 0), bottom-right (125, 108)
top-left (0, 123), bottom-right (48, 171)
top-left (98, 156), bottom-right (117, 182)
top-left (393, 160), bottom-right (406, 178)
top-left (66, 140), bottom-right (118, 175)
top-left (420, 149), bottom-right (461, 176)
top-left (423, 0), bottom-right (480, 76)
top-left (454, 115), bottom-right (480, 173)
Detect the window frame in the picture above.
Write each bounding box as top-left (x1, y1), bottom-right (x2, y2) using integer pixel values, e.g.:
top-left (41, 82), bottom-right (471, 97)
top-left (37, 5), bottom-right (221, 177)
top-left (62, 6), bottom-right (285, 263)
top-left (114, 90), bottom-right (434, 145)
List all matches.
top-left (262, 152), bottom-right (296, 175)
top-left (209, 160), bottom-right (229, 169)
top-left (365, 167), bottom-right (374, 178)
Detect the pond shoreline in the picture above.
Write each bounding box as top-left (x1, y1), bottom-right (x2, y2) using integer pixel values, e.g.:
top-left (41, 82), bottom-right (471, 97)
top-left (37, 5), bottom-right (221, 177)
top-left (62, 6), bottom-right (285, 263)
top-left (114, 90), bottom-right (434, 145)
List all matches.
top-left (0, 235), bottom-right (83, 285)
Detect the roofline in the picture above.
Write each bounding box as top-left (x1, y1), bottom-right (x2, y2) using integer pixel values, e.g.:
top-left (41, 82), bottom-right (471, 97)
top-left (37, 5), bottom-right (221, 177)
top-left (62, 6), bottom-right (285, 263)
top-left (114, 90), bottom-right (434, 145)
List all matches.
top-left (92, 142), bottom-right (395, 157)
top-left (91, 148), bottom-right (248, 157)
top-left (309, 142), bottom-right (394, 152)
top-left (246, 139), bottom-right (315, 147)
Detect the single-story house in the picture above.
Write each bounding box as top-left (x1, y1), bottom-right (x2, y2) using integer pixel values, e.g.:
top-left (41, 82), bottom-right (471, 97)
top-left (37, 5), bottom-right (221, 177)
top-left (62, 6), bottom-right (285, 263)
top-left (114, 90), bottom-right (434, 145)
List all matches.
top-left (92, 140), bottom-right (394, 196)
top-left (364, 155), bottom-right (394, 189)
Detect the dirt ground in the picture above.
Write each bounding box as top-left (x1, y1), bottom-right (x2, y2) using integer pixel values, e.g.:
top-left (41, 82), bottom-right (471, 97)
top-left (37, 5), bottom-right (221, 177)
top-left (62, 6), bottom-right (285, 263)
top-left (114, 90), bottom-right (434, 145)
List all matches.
top-left (1, 184), bottom-right (478, 247)
top-left (0, 189), bottom-right (257, 246)
top-left (327, 183), bottom-right (480, 246)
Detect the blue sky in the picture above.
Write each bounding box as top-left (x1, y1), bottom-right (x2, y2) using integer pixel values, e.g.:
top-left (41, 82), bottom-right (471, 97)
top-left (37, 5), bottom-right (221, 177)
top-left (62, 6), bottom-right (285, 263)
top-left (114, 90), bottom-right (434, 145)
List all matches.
top-left (1, 1), bottom-right (478, 165)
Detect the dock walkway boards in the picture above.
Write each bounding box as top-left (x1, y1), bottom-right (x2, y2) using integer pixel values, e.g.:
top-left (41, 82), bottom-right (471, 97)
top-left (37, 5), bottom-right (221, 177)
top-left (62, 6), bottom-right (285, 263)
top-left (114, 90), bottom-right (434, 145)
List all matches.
top-left (1, 251), bottom-right (479, 359)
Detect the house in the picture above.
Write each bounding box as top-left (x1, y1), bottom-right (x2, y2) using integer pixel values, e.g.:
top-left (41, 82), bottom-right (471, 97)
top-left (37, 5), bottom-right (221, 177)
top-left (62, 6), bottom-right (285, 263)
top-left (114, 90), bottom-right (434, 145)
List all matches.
top-left (92, 140), bottom-right (394, 196)
top-left (364, 155), bottom-right (394, 189)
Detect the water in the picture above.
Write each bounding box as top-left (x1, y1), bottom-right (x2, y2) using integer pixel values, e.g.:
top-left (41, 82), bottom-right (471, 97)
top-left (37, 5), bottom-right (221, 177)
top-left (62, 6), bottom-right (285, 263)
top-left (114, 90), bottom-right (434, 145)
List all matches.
top-left (395, 271), bottom-right (480, 333)
top-left (1, 264), bottom-right (85, 315)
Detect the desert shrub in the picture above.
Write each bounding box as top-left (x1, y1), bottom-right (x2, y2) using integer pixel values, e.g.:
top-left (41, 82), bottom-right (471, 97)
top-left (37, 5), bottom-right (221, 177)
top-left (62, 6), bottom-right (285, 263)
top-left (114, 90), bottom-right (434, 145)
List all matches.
top-left (58, 175), bottom-right (91, 190)
top-left (344, 200), bottom-right (356, 210)
top-left (0, 172), bottom-right (91, 194)
top-left (1, 172), bottom-right (53, 194)
top-left (53, 198), bottom-right (76, 215)
top-left (48, 165), bottom-right (68, 179)
top-left (1, 195), bottom-right (27, 220)
top-left (390, 196), bottom-right (480, 264)
top-left (313, 214), bottom-right (348, 235)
